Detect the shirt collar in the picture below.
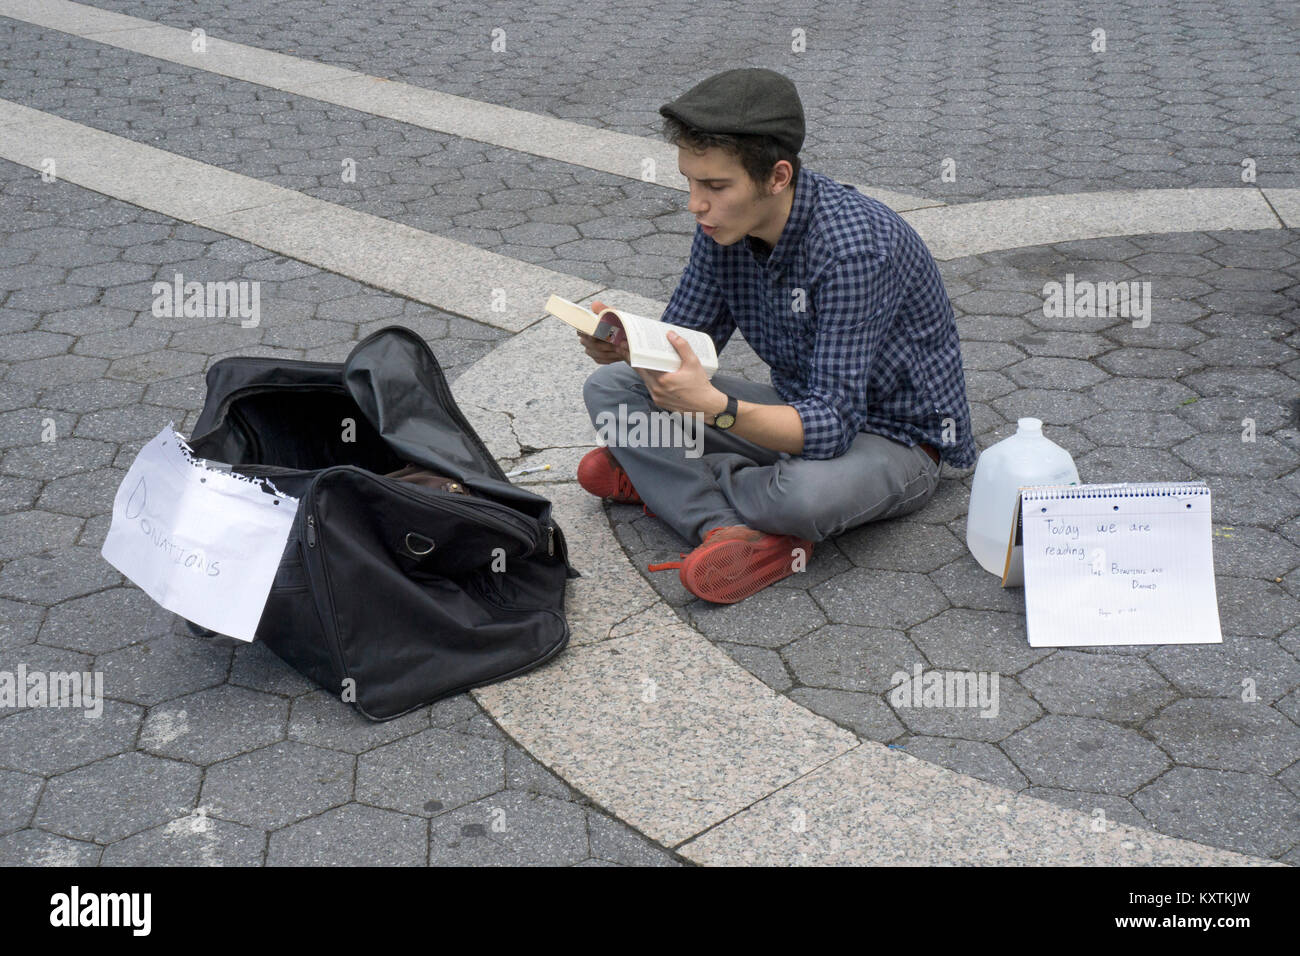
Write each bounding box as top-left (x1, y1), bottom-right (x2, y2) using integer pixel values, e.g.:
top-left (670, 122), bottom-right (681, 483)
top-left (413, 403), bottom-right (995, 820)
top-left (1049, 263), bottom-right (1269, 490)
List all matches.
top-left (746, 166), bottom-right (814, 276)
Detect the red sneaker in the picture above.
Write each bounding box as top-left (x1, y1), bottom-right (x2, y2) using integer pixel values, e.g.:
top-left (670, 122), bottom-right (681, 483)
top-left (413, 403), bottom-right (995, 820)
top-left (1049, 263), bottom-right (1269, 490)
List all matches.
top-left (577, 446), bottom-right (644, 505)
top-left (647, 525), bottom-right (813, 604)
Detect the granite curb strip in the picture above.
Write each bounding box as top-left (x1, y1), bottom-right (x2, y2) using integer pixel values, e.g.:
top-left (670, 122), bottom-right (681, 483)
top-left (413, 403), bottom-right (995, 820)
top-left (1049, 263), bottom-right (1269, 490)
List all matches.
top-left (677, 742), bottom-right (1272, 865)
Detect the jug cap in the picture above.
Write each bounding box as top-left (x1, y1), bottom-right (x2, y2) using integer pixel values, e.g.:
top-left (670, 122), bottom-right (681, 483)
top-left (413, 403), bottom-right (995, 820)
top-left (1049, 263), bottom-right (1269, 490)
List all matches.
top-left (1017, 417), bottom-right (1043, 432)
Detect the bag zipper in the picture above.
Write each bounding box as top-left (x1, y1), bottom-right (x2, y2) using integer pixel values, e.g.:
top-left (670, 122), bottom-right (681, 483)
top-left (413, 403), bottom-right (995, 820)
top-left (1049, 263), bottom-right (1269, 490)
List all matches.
top-left (369, 470), bottom-right (540, 554)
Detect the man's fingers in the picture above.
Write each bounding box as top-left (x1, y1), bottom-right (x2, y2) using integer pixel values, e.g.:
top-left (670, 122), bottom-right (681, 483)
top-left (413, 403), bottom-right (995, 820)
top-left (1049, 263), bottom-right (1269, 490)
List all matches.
top-left (667, 330), bottom-right (696, 365)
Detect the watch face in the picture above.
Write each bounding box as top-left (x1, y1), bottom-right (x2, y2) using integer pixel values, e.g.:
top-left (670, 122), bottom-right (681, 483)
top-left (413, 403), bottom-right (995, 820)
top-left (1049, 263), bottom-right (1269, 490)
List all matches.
top-left (715, 413), bottom-right (736, 429)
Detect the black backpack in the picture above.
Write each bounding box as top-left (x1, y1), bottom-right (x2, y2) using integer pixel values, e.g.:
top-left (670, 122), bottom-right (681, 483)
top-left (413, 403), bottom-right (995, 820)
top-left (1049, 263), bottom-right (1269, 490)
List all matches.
top-left (186, 326), bottom-right (580, 720)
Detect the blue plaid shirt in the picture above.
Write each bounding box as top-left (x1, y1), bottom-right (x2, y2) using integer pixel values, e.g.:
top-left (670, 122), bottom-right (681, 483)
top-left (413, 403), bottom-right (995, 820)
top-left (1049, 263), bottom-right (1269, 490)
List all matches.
top-left (661, 167), bottom-right (977, 468)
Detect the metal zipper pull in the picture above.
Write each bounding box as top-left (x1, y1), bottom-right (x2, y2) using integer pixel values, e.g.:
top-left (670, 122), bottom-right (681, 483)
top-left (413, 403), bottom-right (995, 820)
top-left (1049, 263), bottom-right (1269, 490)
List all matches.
top-left (547, 523), bottom-right (554, 556)
top-left (306, 514), bottom-right (317, 547)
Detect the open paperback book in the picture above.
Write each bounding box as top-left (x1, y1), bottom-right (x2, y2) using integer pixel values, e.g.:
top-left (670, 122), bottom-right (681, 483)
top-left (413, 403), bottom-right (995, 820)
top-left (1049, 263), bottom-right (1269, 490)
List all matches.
top-left (545, 294), bottom-right (719, 377)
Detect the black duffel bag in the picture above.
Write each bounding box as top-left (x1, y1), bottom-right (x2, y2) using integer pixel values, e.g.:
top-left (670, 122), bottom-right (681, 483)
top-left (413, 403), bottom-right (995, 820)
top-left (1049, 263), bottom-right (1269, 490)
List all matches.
top-left (185, 326), bottom-right (580, 720)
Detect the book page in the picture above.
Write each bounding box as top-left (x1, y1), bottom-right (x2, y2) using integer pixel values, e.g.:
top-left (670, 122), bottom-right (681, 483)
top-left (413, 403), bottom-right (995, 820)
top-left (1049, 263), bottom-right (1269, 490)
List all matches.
top-left (1020, 483), bottom-right (1221, 647)
top-left (615, 309), bottom-right (719, 377)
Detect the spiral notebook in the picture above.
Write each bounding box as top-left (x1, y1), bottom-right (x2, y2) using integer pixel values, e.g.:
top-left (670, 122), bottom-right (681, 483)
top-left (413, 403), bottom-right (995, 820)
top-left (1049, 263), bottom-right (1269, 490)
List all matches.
top-left (1001, 482), bottom-right (1222, 647)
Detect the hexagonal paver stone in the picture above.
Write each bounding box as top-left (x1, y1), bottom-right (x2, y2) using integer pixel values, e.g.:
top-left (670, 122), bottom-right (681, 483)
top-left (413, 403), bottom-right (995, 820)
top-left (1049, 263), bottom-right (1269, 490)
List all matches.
top-left (1173, 434), bottom-right (1297, 479)
top-left (687, 587), bottom-right (825, 648)
top-left (1183, 367), bottom-right (1295, 399)
top-left (503, 744), bottom-right (576, 801)
top-left (0, 699), bottom-right (142, 774)
top-left (36, 752), bottom-right (200, 844)
top-left (1214, 577), bottom-right (1298, 638)
top-left (1004, 357), bottom-right (1109, 390)
top-left (811, 568), bottom-right (948, 628)
top-left (0, 510), bottom-right (82, 561)
top-left (1024, 787), bottom-right (1151, 833)
top-left (782, 623), bottom-right (919, 694)
top-left (288, 689), bottom-right (428, 754)
top-left (895, 736), bottom-right (1028, 791)
top-left (201, 741), bottom-right (354, 830)
top-left (788, 687), bottom-right (905, 740)
top-left (0, 597), bottom-right (43, 651)
top-left (929, 559), bottom-right (1025, 614)
top-left (1095, 348), bottom-right (1203, 379)
top-left (95, 631), bottom-right (232, 706)
top-left (1176, 394), bottom-right (1294, 435)
top-left (1087, 377), bottom-right (1197, 410)
top-left (140, 685), bottom-right (288, 765)
top-left (39, 587), bottom-right (175, 654)
top-left (1002, 715), bottom-right (1170, 794)
top-left (267, 803), bottom-right (426, 866)
top-left (0, 769), bottom-right (42, 835)
top-left (0, 828), bottom-right (102, 866)
top-left (428, 791), bottom-right (588, 866)
top-left (1, 437), bottom-right (116, 480)
top-left (101, 808), bottom-right (265, 866)
top-left (1073, 446), bottom-right (1193, 484)
top-left (1077, 410), bottom-right (1194, 448)
top-left (992, 388), bottom-right (1103, 427)
top-left (356, 728), bottom-right (505, 817)
top-left (0, 547), bottom-right (121, 604)
top-left (107, 349), bottom-right (207, 384)
top-left (1147, 637), bottom-right (1300, 705)
top-left (908, 608), bottom-right (1049, 673)
top-left (1144, 699), bottom-right (1300, 774)
top-left (889, 673), bottom-right (1040, 743)
top-left (586, 809), bottom-right (680, 866)
top-left (1019, 651), bottom-right (1177, 722)
top-left (4, 354), bottom-right (107, 387)
top-left (1132, 767), bottom-right (1299, 859)
top-left (743, 634), bottom-right (808, 684)
top-left (836, 520), bottom-right (967, 573)
top-left (35, 467), bottom-right (125, 518)
top-left (227, 640), bottom-right (317, 696)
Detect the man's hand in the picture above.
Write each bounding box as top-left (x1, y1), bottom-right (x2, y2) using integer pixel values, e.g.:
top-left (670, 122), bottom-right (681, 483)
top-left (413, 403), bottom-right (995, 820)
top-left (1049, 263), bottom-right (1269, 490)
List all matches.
top-left (637, 330), bottom-right (726, 417)
top-left (577, 299), bottom-right (630, 365)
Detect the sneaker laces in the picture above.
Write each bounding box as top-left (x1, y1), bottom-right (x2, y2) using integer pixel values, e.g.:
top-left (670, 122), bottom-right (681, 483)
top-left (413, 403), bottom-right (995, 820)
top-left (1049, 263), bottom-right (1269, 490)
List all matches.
top-left (646, 527), bottom-right (726, 572)
top-left (614, 466), bottom-right (638, 502)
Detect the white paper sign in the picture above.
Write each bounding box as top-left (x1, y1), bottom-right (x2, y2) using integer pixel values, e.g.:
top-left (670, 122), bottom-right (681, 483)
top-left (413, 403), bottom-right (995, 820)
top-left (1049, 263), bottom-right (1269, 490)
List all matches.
top-left (1019, 482), bottom-right (1222, 647)
top-left (101, 425), bottom-right (298, 642)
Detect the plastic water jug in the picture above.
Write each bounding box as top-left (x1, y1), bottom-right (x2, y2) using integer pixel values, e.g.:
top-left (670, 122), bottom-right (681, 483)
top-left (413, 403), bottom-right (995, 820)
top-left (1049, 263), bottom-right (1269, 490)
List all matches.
top-left (966, 417), bottom-right (1080, 575)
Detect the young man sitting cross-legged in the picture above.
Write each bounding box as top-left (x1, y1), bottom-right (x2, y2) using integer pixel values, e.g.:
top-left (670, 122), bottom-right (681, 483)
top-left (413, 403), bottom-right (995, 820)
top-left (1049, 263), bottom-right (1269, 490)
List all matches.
top-left (577, 68), bottom-right (976, 604)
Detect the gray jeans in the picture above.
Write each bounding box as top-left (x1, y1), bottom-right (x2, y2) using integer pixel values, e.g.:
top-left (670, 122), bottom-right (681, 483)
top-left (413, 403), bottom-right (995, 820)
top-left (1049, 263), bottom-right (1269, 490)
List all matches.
top-left (582, 362), bottom-right (942, 546)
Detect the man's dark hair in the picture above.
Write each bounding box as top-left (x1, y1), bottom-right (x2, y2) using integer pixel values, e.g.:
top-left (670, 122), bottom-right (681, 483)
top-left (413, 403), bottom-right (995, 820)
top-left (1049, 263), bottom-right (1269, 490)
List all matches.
top-left (661, 115), bottom-right (800, 194)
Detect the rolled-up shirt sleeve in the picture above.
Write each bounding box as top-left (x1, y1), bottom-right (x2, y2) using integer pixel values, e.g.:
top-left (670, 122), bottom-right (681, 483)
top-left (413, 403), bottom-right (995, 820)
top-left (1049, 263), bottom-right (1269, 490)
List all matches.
top-left (789, 254), bottom-right (900, 460)
top-left (658, 227), bottom-right (736, 356)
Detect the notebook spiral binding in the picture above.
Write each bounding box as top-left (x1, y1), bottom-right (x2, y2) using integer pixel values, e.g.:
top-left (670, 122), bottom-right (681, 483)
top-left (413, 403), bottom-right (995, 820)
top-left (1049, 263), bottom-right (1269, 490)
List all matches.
top-left (1021, 482), bottom-right (1209, 500)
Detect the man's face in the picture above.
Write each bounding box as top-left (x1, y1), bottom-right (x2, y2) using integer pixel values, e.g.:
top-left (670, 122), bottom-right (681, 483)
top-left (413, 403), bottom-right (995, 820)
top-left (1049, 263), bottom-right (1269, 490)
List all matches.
top-left (678, 146), bottom-right (769, 246)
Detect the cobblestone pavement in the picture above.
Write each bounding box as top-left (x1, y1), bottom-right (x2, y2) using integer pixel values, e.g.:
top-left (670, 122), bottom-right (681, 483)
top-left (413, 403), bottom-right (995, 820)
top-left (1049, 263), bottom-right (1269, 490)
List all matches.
top-left (0, 161), bottom-right (681, 866)
top-left (0, 0), bottom-right (1297, 865)
top-left (61, 0), bottom-right (1300, 200)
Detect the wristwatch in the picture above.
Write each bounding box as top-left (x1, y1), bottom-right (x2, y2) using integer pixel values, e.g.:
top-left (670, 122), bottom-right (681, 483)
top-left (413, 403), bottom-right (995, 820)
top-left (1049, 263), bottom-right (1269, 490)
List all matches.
top-left (713, 394), bottom-right (739, 429)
